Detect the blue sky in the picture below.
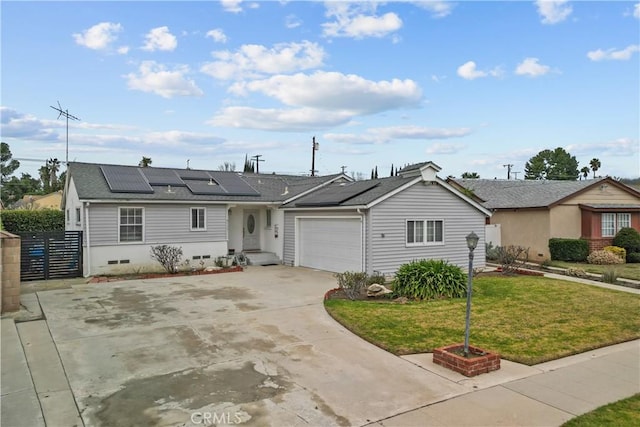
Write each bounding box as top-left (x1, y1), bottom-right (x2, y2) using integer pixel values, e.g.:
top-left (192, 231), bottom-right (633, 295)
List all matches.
top-left (2, 1), bottom-right (639, 180)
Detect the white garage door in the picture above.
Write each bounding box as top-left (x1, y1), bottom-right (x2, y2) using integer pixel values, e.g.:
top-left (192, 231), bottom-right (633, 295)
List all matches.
top-left (298, 217), bottom-right (363, 273)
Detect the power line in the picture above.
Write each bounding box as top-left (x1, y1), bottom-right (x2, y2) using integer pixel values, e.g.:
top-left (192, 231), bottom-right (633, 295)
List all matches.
top-left (251, 154), bottom-right (264, 174)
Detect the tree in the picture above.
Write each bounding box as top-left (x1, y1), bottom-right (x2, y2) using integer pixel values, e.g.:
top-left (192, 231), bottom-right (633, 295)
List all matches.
top-left (47, 158), bottom-right (61, 190)
top-left (580, 166), bottom-right (590, 180)
top-left (139, 156), bottom-right (152, 167)
top-left (218, 161), bottom-right (236, 172)
top-left (39, 164), bottom-right (51, 193)
top-left (1, 142), bottom-right (20, 182)
top-left (589, 158), bottom-right (601, 178)
top-left (390, 164), bottom-right (394, 177)
top-left (524, 147), bottom-right (579, 180)
top-left (243, 154), bottom-right (254, 173)
top-left (2, 173), bottom-right (41, 207)
top-left (462, 172), bottom-right (480, 179)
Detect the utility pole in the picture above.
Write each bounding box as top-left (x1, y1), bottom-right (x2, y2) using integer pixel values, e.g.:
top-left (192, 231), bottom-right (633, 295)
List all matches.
top-left (311, 136), bottom-right (319, 176)
top-left (340, 165), bottom-right (347, 174)
top-left (503, 164), bottom-right (513, 180)
top-left (251, 154), bottom-right (264, 174)
top-left (512, 171), bottom-right (520, 180)
top-left (50, 101), bottom-right (80, 166)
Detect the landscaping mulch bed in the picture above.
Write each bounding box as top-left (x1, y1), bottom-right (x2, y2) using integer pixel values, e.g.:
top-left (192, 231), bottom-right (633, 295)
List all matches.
top-left (88, 266), bottom-right (243, 283)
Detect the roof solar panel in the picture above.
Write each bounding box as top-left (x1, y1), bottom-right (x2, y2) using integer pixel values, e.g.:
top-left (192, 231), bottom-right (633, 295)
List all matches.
top-left (177, 169), bottom-right (211, 180)
top-left (295, 181), bottom-right (379, 206)
top-left (141, 168), bottom-right (185, 186)
top-left (101, 166), bottom-right (154, 194)
top-left (208, 172), bottom-right (260, 196)
top-left (184, 180), bottom-right (228, 195)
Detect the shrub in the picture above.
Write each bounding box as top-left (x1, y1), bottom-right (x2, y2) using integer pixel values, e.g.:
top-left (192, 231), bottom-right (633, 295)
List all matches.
top-left (601, 268), bottom-right (618, 284)
top-left (0, 209), bottom-right (64, 233)
top-left (603, 246), bottom-right (626, 261)
top-left (392, 259), bottom-right (466, 300)
top-left (496, 245), bottom-right (529, 274)
top-left (612, 227), bottom-right (640, 261)
top-left (548, 238), bottom-right (589, 262)
top-left (566, 267), bottom-right (587, 278)
top-left (627, 252), bottom-right (640, 263)
top-left (335, 271), bottom-right (369, 300)
top-left (587, 250), bottom-right (625, 265)
top-left (150, 245), bottom-right (183, 273)
top-left (366, 272), bottom-right (386, 286)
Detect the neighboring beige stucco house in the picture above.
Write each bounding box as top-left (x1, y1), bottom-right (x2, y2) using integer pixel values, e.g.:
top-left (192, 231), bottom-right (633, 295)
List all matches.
top-left (450, 177), bottom-right (640, 261)
top-left (13, 191), bottom-right (62, 210)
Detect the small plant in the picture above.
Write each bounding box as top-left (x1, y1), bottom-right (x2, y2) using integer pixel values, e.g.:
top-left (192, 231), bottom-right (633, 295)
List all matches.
top-left (603, 246), bottom-right (626, 261)
top-left (601, 268), bottom-right (618, 284)
top-left (392, 259), bottom-right (466, 300)
top-left (541, 258), bottom-right (552, 268)
top-left (566, 267), bottom-right (587, 278)
top-left (587, 250), bottom-right (625, 265)
top-left (366, 272), bottom-right (386, 286)
top-left (215, 256), bottom-right (225, 268)
top-left (496, 245), bottom-right (530, 275)
top-left (485, 242), bottom-right (500, 261)
top-left (150, 245), bottom-right (183, 273)
top-left (335, 271), bottom-right (369, 300)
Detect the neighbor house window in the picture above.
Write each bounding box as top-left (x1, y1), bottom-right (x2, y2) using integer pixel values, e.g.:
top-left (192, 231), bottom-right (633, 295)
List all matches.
top-left (602, 213), bottom-right (631, 237)
top-left (266, 209), bottom-right (272, 228)
top-left (119, 207), bottom-right (143, 242)
top-left (66, 209), bottom-right (70, 224)
top-left (75, 208), bottom-right (81, 225)
top-left (407, 220), bottom-right (443, 245)
top-left (191, 207), bottom-right (206, 230)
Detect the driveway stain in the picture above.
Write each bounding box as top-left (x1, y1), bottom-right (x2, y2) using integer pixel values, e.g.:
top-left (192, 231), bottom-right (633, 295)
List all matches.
top-left (87, 362), bottom-right (289, 427)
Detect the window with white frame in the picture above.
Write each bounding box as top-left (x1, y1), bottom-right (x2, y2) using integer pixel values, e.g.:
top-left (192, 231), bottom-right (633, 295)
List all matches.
top-left (119, 207), bottom-right (144, 242)
top-left (602, 213), bottom-right (631, 237)
top-left (407, 219), bottom-right (443, 245)
top-left (266, 209), bottom-right (272, 228)
top-left (75, 208), bottom-right (81, 225)
top-left (191, 207), bottom-right (206, 230)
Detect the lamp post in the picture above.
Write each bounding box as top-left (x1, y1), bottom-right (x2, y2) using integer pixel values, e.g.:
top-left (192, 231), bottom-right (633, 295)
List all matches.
top-left (464, 231), bottom-right (479, 356)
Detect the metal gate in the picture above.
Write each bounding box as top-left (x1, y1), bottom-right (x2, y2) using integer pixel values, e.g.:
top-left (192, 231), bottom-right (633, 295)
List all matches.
top-left (20, 231), bottom-right (83, 281)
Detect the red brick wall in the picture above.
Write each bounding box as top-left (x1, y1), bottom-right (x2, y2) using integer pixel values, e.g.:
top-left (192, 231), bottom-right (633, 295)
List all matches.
top-left (587, 238), bottom-right (614, 253)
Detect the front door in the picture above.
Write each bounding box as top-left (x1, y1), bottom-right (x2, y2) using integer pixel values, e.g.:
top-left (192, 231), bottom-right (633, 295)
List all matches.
top-left (243, 210), bottom-right (260, 251)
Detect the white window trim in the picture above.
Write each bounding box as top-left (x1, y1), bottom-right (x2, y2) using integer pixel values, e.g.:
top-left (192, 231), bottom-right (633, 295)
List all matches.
top-left (118, 207), bottom-right (145, 244)
top-left (75, 207), bottom-right (81, 225)
top-left (405, 218), bottom-right (445, 247)
top-left (66, 209), bottom-right (70, 225)
top-left (265, 209), bottom-right (272, 229)
top-left (190, 207), bottom-right (207, 231)
top-left (601, 212), bottom-right (631, 237)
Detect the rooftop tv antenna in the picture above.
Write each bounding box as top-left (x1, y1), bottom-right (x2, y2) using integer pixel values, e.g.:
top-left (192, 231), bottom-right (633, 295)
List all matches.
top-left (50, 101), bottom-right (80, 166)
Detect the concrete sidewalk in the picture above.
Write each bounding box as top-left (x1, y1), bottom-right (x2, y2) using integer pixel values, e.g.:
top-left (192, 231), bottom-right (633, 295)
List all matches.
top-left (375, 340), bottom-right (640, 426)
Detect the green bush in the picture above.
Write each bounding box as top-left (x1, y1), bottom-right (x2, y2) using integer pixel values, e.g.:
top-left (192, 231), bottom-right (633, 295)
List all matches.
top-left (392, 259), bottom-right (466, 300)
top-left (548, 238), bottom-right (589, 262)
top-left (485, 242), bottom-right (500, 261)
top-left (613, 227), bottom-right (640, 261)
top-left (627, 252), bottom-right (640, 263)
top-left (366, 272), bottom-right (386, 286)
top-left (0, 209), bottom-right (65, 234)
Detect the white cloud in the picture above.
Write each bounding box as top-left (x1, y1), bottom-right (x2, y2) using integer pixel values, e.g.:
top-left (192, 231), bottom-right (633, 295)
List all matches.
top-left (73, 22), bottom-right (123, 50)
top-left (206, 29), bottom-right (227, 43)
top-left (587, 45), bottom-right (640, 61)
top-left (208, 106), bottom-right (353, 131)
top-left (565, 138), bottom-right (639, 157)
top-left (411, 1), bottom-right (455, 18)
top-left (221, 0), bottom-right (243, 13)
top-left (285, 14), bottom-right (302, 29)
top-left (426, 143), bottom-right (466, 155)
top-left (324, 125), bottom-right (472, 145)
top-left (0, 107), bottom-right (59, 140)
top-left (322, 2), bottom-right (402, 39)
top-left (231, 71), bottom-right (422, 115)
top-left (536, 0), bottom-right (572, 25)
top-left (515, 57), bottom-right (551, 77)
top-left (634, 3), bottom-right (640, 19)
top-left (201, 41), bottom-right (325, 80)
top-left (457, 61), bottom-right (502, 80)
top-left (142, 26), bottom-right (177, 52)
top-left (124, 61), bottom-right (203, 98)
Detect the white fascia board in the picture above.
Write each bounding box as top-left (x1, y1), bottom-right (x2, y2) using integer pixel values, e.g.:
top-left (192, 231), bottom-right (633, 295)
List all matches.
top-left (79, 199), bottom-right (273, 206)
top-left (280, 205), bottom-right (367, 211)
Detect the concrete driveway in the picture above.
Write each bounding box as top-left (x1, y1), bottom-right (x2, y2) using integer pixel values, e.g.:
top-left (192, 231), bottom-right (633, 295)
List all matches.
top-left (38, 265), bottom-right (464, 427)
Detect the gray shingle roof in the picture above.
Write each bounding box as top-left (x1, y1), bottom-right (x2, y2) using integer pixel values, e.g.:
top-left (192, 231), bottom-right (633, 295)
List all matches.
top-left (68, 162), bottom-right (343, 203)
top-left (452, 178), bottom-right (609, 209)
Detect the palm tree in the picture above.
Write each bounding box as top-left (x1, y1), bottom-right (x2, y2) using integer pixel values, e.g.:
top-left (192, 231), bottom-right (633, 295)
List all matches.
top-left (580, 166), bottom-right (590, 180)
top-left (139, 156), bottom-right (152, 167)
top-left (589, 158), bottom-right (601, 179)
top-left (47, 158), bottom-right (60, 189)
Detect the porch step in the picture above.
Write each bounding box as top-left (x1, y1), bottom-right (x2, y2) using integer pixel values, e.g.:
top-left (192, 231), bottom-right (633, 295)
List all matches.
top-left (244, 251), bottom-right (281, 266)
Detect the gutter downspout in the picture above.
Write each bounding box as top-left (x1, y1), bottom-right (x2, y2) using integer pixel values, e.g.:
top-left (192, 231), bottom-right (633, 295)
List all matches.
top-left (85, 202), bottom-right (91, 277)
top-left (356, 208), bottom-right (366, 273)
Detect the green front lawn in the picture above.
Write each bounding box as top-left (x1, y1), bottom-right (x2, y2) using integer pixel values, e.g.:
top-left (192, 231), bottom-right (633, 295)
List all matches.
top-left (561, 394), bottom-right (640, 427)
top-left (324, 275), bottom-right (640, 365)
top-left (550, 260), bottom-right (640, 281)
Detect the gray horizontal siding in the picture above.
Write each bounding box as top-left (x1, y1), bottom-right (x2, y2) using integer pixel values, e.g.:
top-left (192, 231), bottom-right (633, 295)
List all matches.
top-left (369, 182), bottom-right (486, 274)
top-left (88, 203), bottom-right (227, 246)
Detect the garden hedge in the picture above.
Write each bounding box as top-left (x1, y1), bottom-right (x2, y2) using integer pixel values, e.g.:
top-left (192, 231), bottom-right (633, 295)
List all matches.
top-left (0, 209), bottom-right (65, 234)
top-left (548, 238), bottom-right (589, 262)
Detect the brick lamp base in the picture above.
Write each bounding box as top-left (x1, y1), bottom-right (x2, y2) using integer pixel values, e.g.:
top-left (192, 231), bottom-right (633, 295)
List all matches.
top-left (433, 344), bottom-right (500, 377)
